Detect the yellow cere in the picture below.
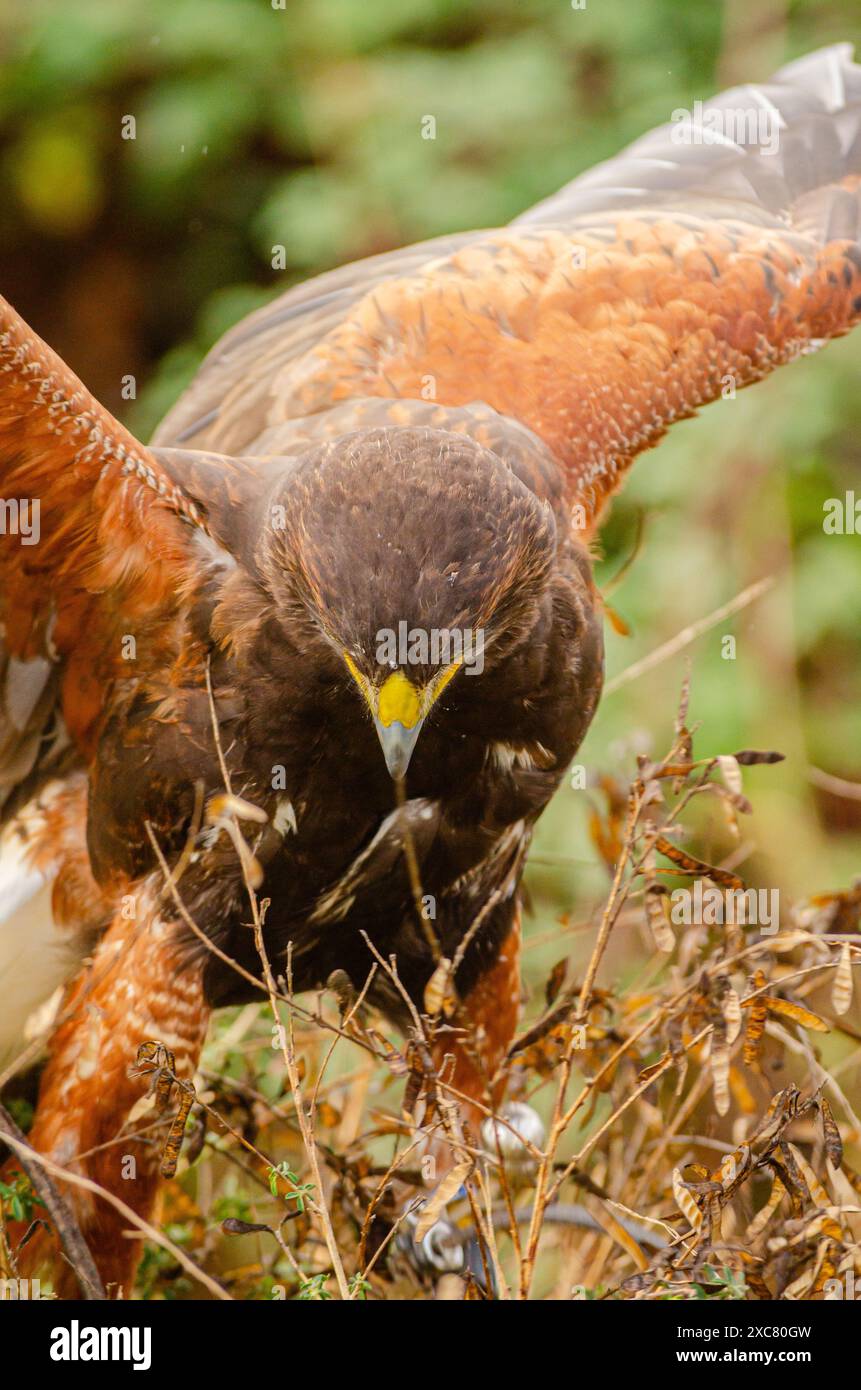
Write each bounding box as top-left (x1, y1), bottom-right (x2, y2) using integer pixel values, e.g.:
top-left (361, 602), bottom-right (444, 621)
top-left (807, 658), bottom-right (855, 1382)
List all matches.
top-left (344, 653), bottom-right (464, 728)
top-left (377, 670), bottom-right (423, 729)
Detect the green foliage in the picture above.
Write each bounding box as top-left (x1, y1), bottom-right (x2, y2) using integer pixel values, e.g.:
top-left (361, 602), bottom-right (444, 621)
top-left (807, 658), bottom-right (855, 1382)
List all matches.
top-left (134, 1241), bottom-right (194, 1300)
top-left (692, 1266), bottom-right (749, 1300)
top-left (268, 1162), bottom-right (315, 1212)
top-left (348, 1272), bottom-right (372, 1299)
top-left (0, 1171), bottom-right (44, 1223)
top-left (297, 1271), bottom-right (332, 1300)
top-left (212, 1192), bottom-right (256, 1225)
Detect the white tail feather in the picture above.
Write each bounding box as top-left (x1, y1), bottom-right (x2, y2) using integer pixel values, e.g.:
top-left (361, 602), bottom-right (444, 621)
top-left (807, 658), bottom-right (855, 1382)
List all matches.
top-left (0, 794), bottom-right (85, 1065)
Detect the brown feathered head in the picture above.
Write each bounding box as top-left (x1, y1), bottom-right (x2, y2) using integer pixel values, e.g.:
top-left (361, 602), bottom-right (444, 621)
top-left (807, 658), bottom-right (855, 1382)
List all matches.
top-left (262, 427), bottom-right (558, 776)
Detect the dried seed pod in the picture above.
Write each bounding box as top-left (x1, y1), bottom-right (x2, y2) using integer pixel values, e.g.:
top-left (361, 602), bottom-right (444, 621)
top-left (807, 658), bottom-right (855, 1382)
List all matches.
top-left (743, 970), bottom-right (768, 1067)
top-left (414, 1161), bottom-right (474, 1243)
top-left (717, 754), bottom-right (743, 797)
top-left (672, 1168), bottom-right (704, 1233)
top-left (711, 1037), bottom-right (731, 1117)
top-left (160, 1084), bottom-right (195, 1180)
top-left (424, 957), bottom-right (457, 1018)
top-left (832, 941), bottom-right (854, 1016)
top-left (820, 1097), bottom-right (843, 1169)
top-left (645, 883), bottom-right (674, 953)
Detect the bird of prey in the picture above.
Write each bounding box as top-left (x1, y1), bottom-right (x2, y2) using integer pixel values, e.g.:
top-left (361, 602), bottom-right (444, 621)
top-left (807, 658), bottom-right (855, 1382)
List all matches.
top-left (2, 44), bottom-right (861, 1296)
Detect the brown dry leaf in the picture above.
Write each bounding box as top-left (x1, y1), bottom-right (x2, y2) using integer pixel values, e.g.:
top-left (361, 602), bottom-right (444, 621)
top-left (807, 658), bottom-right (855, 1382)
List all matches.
top-left (675, 674), bottom-right (691, 735)
top-left (316, 1102), bottom-right (341, 1129)
top-left (782, 1266), bottom-right (816, 1300)
top-left (732, 749), bottom-right (785, 766)
top-left (639, 762), bottom-right (697, 780)
top-left (326, 968), bottom-right (358, 1018)
top-left (545, 958), bottom-right (568, 1007)
top-left (654, 835), bottom-right (744, 892)
top-left (717, 754), bottom-right (744, 797)
top-left (511, 1023), bottom-right (571, 1080)
top-left (771, 1145), bottom-right (809, 1215)
top-left (797, 1213), bottom-right (843, 1244)
top-left (589, 778), bottom-right (627, 871)
top-left (402, 1066), bottom-right (423, 1121)
top-left (762, 996), bottom-right (829, 1033)
top-left (722, 987), bottom-right (742, 1045)
top-left (711, 1037), bottom-right (731, 1117)
top-left (424, 958), bottom-right (457, 1018)
top-left (810, 1249), bottom-right (839, 1298)
top-left (414, 1160), bottom-right (474, 1242)
top-left (743, 970), bottom-right (768, 1066)
top-left (713, 784), bottom-right (753, 817)
top-left (788, 1142), bottom-right (830, 1209)
top-left (603, 601), bottom-right (630, 637)
top-left (717, 1142), bottom-right (751, 1198)
top-left (745, 1174), bottom-right (785, 1240)
top-left (589, 1203), bottom-right (650, 1271)
top-left (745, 1270), bottom-right (773, 1300)
top-left (638, 1052), bottom-right (670, 1084)
top-left (645, 884), bottom-right (674, 953)
top-left (832, 942), bottom-right (854, 1016)
top-left (368, 1032), bottom-right (408, 1076)
top-left (672, 1168), bottom-right (704, 1233)
top-left (820, 1098), bottom-right (843, 1169)
top-left (749, 1084), bottom-right (806, 1155)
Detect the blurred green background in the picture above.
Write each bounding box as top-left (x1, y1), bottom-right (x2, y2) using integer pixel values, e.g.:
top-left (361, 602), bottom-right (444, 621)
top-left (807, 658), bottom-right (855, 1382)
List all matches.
top-left (1, 0), bottom-right (860, 978)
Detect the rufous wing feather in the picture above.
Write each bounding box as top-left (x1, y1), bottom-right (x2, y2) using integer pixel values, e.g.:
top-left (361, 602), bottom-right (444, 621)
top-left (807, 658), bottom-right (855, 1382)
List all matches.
top-left (157, 45), bottom-right (861, 530)
top-left (0, 296), bottom-right (207, 756)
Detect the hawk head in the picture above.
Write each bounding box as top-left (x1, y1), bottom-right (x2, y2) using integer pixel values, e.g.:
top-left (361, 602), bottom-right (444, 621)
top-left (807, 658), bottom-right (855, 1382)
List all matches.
top-left (263, 427), bottom-right (560, 778)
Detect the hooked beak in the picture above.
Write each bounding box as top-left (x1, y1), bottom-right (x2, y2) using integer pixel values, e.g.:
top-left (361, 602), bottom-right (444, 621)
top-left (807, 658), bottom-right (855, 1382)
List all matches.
top-left (343, 658), bottom-right (462, 782)
top-left (373, 716), bottom-right (426, 780)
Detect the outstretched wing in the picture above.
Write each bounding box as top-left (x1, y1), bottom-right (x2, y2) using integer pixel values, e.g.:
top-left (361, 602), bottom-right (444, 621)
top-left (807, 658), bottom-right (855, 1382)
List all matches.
top-left (155, 44), bottom-right (861, 526)
top-left (0, 296), bottom-right (210, 814)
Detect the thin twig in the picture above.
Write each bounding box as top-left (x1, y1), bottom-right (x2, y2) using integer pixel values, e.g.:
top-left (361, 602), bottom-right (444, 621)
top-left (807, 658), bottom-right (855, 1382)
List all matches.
top-left (0, 1102), bottom-right (106, 1300)
top-left (202, 673), bottom-right (351, 1300)
top-left (604, 576), bottom-right (774, 695)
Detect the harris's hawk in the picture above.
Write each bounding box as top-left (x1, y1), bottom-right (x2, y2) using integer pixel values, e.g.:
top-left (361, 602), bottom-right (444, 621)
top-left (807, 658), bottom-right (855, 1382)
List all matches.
top-left (2, 44), bottom-right (861, 1294)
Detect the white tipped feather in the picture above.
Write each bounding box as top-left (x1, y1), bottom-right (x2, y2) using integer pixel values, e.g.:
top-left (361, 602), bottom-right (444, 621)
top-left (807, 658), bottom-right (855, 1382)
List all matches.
top-left (0, 795), bottom-right (84, 1065)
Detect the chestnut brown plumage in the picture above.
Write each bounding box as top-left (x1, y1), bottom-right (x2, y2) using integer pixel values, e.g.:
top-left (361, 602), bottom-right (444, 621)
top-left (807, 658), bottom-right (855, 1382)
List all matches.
top-left (3, 44), bottom-right (861, 1295)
